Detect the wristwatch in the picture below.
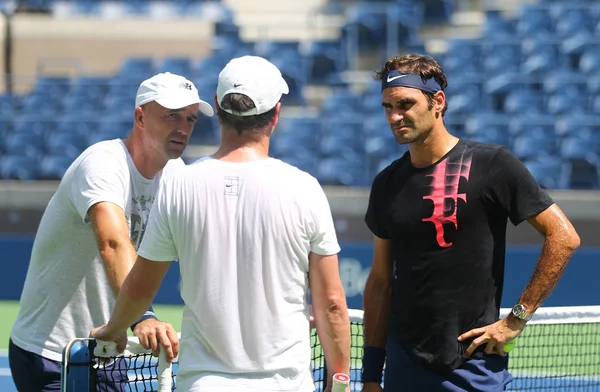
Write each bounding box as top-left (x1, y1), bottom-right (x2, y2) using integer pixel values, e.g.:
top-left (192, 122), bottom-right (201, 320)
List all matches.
top-left (511, 304), bottom-right (532, 322)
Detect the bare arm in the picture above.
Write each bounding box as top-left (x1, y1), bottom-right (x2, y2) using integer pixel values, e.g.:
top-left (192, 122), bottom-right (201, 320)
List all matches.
top-left (90, 256), bottom-right (178, 361)
top-left (89, 201), bottom-right (179, 353)
top-left (103, 256), bottom-right (171, 334)
top-left (309, 252), bottom-right (351, 382)
top-left (517, 203), bottom-right (580, 315)
top-left (360, 235), bottom-right (393, 390)
top-left (363, 235), bottom-right (393, 349)
top-left (89, 202), bottom-right (138, 296)
top-left (459, 203), bottom-right (580, 356)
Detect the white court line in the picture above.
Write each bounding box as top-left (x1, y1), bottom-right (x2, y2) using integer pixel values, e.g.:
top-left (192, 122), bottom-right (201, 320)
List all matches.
top-left (0, 368), bottom-right (11, 376)
top-left (0, 350), bottom-right (7, 356)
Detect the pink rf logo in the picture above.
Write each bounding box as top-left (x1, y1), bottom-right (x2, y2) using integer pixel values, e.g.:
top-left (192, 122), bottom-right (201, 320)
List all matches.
top-left (422, 153), bottom-right (472, 248)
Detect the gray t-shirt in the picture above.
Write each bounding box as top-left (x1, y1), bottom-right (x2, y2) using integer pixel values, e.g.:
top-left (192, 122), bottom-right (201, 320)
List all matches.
top-left (10, 139), bottom-right (183, 362)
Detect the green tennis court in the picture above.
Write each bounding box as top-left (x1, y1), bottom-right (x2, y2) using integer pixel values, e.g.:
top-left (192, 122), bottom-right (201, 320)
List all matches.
top-left (0, 300), bottom-right (185, 351)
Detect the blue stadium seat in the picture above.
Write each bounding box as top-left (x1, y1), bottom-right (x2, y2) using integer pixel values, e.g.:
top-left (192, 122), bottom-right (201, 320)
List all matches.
top-left (342, 1), bottom-right (422, 51)
top-left (551, 7), bottom-right (595, 37)
top-left (503, 89), bottom-right (544, 114)
top-left (4, 130), bottom-right (45, 158)
top-left (321, 91), bottom-right (360, 115)
top-left (38, 155), bottom-right (75, 180)
top-left (117, 57), bottom-right (155, 81)
top-left (191, 115), bottom-right (218, 145)
top-left (0, 94), bottom-right (17, 118)
top-left (444, 79), bottom-right (483, 115)
top-left (305, 41), bottom-right (346, 84)
top-left (516, 4), bottom-right (553, 37)
top-left (319, 116), bottom-right (364, 156)
top-left (579, 49), bottom-right (600, 75)
top-left (44, 131), bottom-right (87, 161)
top-left (158, 58), bottom-right (193, 76)
top-left (32, 76), bottom-right (71, 101)
top-left (464, 112), bottom-right (509, 136)
top-left (272, 119), bottom-right (320, 159)
top-left (0, 155), bottom-right (39, 181)
top-left (69, 76), bottom-right (110, 102)
top-left (524, 158), bottom-right (568, 189)
top-left (511, 134), bottom-right (556, 161)
top-left (546, 92), bottom-right (587, 115)
top-left (277, 156), bottom-right (318, 176)
top-left (468, 127), bottom-right (510, 147)
top-left (267, 56), bottom-right (306, 106)
top-left (480, 11), bottom-right (515, 40)
top-left (317, 156), bottom-right (368, 187)
top-left (560, 137), bottom-right (600, 161)
top-left (555, 114), bottom-right (600, 137)
top-left (481, 40), bottom-right (522, 75)
top-left (510, 114), bottom-right (556, 138)
top-left (20, 92), bottom-right (63, 115)
top-left (521, 37), bottom-right (560, 74)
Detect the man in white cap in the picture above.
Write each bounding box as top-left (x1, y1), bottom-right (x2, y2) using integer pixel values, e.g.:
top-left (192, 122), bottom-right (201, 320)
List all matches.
top-left (90, 56), bottom-right (352, 392)
top-left (9, 72), bottom-right (214, 392)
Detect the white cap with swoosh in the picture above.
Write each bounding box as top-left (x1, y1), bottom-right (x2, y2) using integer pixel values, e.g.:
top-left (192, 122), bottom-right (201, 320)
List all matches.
top-left (216, 56), bottom-right (289, 116)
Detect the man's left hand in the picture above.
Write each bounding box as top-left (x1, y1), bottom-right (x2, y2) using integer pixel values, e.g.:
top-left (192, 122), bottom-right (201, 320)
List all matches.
top-left (458, 315), bottom-right (526, 357)
top-left (133, 319), bottom-right (180, 363)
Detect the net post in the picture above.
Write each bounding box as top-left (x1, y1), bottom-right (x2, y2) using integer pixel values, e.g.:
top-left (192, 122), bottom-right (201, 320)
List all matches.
top-left (61, 339), bottom-right (91, 392)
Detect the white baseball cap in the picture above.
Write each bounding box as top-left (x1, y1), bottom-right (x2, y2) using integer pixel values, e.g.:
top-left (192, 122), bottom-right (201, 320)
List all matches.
top-left (216, 56), bottom-right (289, 116)
top-left (135, 72), bottom-right (214, 117)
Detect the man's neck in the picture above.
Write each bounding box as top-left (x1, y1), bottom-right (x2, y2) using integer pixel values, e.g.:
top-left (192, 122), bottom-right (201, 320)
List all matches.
top-left (211, 127), bottom-right (270, 162)
top-left (123, 136), bottom-right (167, 179)
top-left (408, 126), bottom-right (459, 169)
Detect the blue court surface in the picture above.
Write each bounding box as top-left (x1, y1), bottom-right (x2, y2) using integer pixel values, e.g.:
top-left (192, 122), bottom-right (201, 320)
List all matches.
top-left (0, 351), bottom-right (17, 392)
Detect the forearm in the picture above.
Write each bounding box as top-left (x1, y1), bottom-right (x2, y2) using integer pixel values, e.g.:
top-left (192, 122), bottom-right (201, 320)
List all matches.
top-left (315, 299), bottom-right (351, 377)
top-left (99, 241), bottom-right (138, 296)
top-left (518, 233), bottom-right (578, 313)
top-left (363, 274), bottom-right (392, 348)
top-left (104, 264), bottom-right (161, 335)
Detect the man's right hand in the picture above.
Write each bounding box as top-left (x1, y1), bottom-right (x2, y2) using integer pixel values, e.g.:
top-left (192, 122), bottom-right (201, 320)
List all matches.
top-left (362, 382), bottom-right (383, 392)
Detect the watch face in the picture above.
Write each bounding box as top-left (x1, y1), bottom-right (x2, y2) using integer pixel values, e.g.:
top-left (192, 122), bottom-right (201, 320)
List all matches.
top-left (513, 304), bottom-right (528, 320)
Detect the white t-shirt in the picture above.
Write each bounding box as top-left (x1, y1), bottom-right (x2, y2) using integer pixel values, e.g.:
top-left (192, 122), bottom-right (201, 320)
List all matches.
top-left (137, 157), bottom-right (340, 392)
top-left (10, 139), bottom-right (184, 362)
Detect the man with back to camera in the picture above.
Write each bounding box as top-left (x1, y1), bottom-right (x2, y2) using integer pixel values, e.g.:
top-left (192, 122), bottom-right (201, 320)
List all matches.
top-left (360, 53), bottom-right (580, 391)
top-left (89, 55), bottom-right (352, 392)
top-left (9, 72), bottom-right (214, 391)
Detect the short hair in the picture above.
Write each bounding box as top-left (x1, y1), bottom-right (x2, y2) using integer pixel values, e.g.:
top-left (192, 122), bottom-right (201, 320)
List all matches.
top-left (375, 53), bottom-right (449, 116)
top-left (216, 94), bottom-right (278, 136)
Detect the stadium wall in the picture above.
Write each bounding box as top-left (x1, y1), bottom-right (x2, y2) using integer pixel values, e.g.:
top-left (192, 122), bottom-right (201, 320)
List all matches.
top-left (1, 236), bottom-right (599, 310)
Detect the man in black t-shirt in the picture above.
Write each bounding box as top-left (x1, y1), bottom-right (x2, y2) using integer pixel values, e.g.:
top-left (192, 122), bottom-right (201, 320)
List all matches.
top-left (360, 54), bottom-right (581, 392)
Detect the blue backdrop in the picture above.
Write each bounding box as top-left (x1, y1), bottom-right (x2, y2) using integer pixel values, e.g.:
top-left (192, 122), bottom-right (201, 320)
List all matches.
top-left (1, 235), bottom-right (598, 309)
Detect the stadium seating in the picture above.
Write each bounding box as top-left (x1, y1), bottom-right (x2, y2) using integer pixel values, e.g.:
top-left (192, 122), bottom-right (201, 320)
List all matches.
top-left (1, 0), bottom-right (599, 188)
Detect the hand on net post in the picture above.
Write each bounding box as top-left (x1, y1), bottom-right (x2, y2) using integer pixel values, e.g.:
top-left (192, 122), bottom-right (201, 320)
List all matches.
top-left (89, 324), bottom-right (128, 354)
top-left (132, 318), bottom-right (180, 363)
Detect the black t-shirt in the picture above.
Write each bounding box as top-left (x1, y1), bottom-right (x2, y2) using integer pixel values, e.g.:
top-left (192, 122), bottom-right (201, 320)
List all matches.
top-left (364, 139), bottom-right (554, 373)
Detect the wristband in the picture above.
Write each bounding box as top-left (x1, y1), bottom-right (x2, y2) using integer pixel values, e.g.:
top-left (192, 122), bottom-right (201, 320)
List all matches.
top-left (361, 346), bottom-right (386, 384)
top-left (130, 305), bottom-right (157, 332)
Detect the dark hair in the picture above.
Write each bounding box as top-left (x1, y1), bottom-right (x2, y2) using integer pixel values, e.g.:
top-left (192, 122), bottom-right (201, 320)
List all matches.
top-left (375, 53), bottom-right (449, 116)
top-left (216, 93), bottom-right (278, 136)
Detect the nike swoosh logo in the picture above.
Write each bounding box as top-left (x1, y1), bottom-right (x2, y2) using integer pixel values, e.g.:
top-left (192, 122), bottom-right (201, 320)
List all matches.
top-left (387, 74), bottom-right (408, 82)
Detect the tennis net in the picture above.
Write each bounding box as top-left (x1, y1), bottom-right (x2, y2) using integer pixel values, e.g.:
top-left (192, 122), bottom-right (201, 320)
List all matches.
top-left (61, 306), bottom-right (600, 392)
